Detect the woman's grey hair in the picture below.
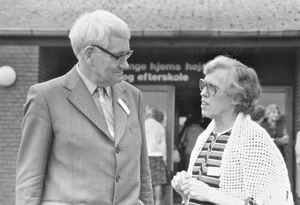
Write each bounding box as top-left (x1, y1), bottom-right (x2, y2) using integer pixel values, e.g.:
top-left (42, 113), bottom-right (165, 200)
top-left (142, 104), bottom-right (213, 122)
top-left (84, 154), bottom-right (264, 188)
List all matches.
top-left (265, 104), bottom-right (281, 118)
top-left (69, 10), bottom-right (130, 58)
top-left (203, 55), bottom-right (261, 114)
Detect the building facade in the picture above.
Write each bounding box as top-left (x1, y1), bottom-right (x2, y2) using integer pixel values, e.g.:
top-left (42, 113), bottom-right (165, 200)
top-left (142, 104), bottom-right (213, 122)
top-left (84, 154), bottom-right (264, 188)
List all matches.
top-left (1, 0), bottom-right (300, 204)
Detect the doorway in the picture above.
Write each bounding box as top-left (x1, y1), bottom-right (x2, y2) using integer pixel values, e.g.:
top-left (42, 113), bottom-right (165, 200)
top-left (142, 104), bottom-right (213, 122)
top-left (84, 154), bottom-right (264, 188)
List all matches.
top-left (136, 85), bottom-right (175, 205)
top-left (259, 86), bottom-right (294, 190)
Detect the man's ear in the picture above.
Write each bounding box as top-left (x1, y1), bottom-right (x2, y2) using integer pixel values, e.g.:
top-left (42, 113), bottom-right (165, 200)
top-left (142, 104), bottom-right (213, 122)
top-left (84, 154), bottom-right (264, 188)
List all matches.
top-left (83, 46), bottom-right (94, 65)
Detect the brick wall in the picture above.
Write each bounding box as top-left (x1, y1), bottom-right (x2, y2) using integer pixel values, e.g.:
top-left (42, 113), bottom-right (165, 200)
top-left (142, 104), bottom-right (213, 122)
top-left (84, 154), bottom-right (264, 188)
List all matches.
top-left (295, 52), bottom-right (300, 134)
top-left (295, 52), bottom-right (300, 200)
top-left (0, 45), bottom-right (39, 205)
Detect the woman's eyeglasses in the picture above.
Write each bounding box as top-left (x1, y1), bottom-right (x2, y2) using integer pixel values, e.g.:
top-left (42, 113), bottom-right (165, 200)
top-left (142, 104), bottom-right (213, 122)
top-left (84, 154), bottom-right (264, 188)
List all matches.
top-left (199, 79), bottom-right (220, 96)
top-left (92, 45), bottom-right (134, 62)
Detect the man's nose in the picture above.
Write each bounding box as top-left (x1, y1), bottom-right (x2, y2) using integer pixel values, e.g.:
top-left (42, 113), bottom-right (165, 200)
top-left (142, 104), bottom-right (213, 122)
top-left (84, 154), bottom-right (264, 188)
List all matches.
top-left (118, 60), bottom-right (129, 70)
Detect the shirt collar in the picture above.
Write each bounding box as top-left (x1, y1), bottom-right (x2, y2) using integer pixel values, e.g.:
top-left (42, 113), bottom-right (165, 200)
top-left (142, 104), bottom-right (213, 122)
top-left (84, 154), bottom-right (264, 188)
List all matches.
top-left (213, 127), bottom-right (232, 137)
top-left (76, 64), bottom-right (97, 95)
top-left (76, 64), bottom-right (111, 97)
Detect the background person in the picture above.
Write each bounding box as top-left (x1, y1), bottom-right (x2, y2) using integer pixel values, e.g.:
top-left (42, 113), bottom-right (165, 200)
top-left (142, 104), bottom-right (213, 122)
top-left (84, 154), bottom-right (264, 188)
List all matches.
top-left (261, 104), bottom-right (289, 159)
top-left (171, 55), bottom-right (293, 205)
top-left (16, 10), bottom-right (153, 205)
top-left (145, 105), bottom-right (168, 205)
top-left (178, 114), bottom-right (204, 170)
top-left (250, 104), bottom-right (265, 124)
top-left (295, 131), bottom-right (300, 200)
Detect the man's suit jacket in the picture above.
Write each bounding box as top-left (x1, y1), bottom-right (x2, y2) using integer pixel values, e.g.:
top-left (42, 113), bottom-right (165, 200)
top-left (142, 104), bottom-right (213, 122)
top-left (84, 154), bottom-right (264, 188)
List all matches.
top-left (16, 67), bottom-right (153, 205)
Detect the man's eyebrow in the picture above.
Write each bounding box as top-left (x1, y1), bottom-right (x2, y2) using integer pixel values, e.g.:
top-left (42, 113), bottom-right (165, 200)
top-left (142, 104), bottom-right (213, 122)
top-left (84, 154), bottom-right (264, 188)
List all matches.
top-left (115, 50), bottom-right (130, 55)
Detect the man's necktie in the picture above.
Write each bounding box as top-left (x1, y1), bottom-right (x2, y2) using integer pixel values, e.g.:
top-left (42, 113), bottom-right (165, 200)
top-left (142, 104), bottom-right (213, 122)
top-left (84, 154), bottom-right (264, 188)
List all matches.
top-left (98, 87), bottom-right (115, 138)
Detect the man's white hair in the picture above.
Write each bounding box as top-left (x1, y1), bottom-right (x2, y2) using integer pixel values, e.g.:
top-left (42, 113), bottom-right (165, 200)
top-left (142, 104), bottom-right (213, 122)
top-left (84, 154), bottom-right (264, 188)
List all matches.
top-left (69, 10), bottom-right (130, 58)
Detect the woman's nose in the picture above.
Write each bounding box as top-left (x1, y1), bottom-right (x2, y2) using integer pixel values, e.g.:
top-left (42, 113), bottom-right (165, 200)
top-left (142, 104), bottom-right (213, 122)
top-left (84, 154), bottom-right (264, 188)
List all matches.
top-left (200, 87), bottom-right (209, 97)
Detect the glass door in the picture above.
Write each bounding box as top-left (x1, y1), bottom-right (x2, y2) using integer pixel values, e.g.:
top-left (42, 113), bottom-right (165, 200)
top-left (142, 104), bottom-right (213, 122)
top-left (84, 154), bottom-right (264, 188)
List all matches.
top-left (136, 85), bottom-right (175, 205)
top-left (259, 86), bottom-right (294, 190)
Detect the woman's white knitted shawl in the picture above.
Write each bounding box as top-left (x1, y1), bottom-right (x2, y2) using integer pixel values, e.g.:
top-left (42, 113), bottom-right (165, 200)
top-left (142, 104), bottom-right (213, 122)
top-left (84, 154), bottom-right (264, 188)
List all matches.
top-left (188, 113), bottom-right (293, 205)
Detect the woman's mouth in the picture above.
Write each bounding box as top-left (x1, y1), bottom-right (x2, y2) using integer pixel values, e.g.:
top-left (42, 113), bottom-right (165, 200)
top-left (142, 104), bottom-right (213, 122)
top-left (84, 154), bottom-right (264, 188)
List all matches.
top-left (201, 100), bottom-right (208, 108)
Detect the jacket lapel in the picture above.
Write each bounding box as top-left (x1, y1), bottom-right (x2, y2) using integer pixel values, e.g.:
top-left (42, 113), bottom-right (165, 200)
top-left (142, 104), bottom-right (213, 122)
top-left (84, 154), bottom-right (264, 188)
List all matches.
top-left (63, 67), bottom-right (112, 140)
top-left (112, 83), bottom-right (128, 145)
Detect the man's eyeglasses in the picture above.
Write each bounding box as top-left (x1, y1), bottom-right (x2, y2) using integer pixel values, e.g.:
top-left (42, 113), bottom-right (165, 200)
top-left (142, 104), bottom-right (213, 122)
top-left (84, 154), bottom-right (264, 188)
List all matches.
top-left (92, 45), bottom-right (134, 62)
top-left (199, 79), bottom-right (219, 96)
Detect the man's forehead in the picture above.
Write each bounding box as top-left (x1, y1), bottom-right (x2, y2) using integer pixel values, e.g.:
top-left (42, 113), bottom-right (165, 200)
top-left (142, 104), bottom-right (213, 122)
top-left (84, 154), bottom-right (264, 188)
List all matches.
top-left (108, 36), bottom-right (130, 51)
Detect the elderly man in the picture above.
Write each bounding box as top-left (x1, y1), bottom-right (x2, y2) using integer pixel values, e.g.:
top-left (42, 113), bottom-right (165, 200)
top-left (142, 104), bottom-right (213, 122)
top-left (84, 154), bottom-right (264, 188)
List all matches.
top-left (16, 10), bottom-right (153, 205)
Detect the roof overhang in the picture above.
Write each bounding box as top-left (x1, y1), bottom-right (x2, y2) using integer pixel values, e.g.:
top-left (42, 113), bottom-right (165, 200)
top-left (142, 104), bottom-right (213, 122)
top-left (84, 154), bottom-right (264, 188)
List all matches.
top-left (1, 29), bottom-right (300, 38)
top-left (0, 29), bottom-right (300, 54)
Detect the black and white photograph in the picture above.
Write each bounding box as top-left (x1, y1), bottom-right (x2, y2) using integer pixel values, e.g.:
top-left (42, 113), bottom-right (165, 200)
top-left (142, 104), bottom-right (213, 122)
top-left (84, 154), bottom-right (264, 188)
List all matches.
top-left (0, 0), bottom-right (300, 205)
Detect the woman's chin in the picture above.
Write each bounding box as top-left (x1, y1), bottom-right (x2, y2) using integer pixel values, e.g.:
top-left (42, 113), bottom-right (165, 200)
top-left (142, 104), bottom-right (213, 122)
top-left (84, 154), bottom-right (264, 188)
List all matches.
top-left (201, 110), bottom-right (210, 118)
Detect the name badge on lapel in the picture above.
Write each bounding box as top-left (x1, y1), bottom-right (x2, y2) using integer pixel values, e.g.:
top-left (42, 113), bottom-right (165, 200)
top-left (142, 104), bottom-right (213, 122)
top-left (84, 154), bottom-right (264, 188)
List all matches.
top-left (118, 98), bottom-right (130, 115)
top-left (207, 167), bottom-right (221, 177)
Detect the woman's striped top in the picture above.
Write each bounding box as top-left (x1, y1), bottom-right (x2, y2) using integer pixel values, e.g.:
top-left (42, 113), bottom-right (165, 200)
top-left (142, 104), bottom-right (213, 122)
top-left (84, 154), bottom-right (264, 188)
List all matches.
top-left (189, 129), bottom-right (231, 205)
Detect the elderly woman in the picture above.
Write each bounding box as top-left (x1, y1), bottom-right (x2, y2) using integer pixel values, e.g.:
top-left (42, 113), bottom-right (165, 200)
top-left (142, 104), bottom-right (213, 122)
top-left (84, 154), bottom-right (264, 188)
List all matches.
top-left (171, 56), bottom-right (293, 205)
top-left (261, 104), bottom-right (289, 159)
